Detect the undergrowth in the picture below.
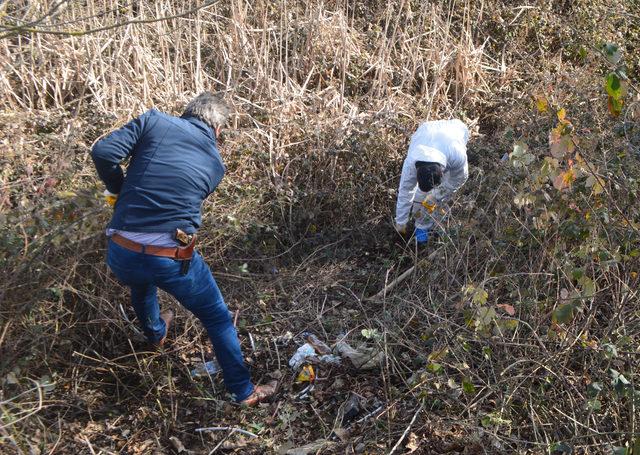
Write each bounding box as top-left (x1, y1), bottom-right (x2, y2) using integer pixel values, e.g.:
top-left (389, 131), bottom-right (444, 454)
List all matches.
top-left (1, 1), bottom-right (639, 454)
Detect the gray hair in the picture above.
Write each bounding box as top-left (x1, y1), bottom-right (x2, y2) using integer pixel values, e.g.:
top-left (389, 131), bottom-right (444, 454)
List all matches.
top-left (183, 92), bottom-right (230, 130)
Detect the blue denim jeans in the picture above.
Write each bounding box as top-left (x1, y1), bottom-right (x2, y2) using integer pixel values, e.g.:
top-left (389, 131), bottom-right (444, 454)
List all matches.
top-left (106, 239), bottom-right (254, 401)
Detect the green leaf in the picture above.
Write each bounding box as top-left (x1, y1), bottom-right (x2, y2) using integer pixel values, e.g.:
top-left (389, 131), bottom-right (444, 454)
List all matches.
top-left (428, 348), bottom-right (448, 362)
top-left (601, 43), bottom-right (622, 64)
top-left (498, 318), bottom-right (519, 331)
top-left (605, 73), bottom-right (622, 99)
top-left (611, 369), bottom-right (632, 396)
top-left (426, 362), bottom-right (443, 374)
top-left (48, 287), bottom-right (63, 299)
top-left (462, 377), bottom-right (476, 394)
top-left (571, 268), bottom-right (585, 280)
top-left (513, 141), bottom-right (527, 155)
top-left (553, 303), bottom-right (576, 324)
top-left (612, 447), bottom-right (629, 455)
top-left (602, 343), bottom-right (618, 359)
top-left (587, 382), bottom-right (603, 398)
top-left (509, 141), bottom-right (535, 168)
top-left (463, 284), bottom-right (488, 305)
top-left (578, 276), bottom-right (596, 298)
top-left (551, 442), bottom-right (573, 454)
top-left (586, 398), bottom-right (602, 412)
top-left (361, 328), bottom-right (382, 341)
top-left (585, 175), bottom-right (605, 195)
top-left (475, 306), bottom-right (496, 330)
top-left (578, 46), bottom-right (588, 60)
top-left (248, 422), bottom-right (265, 433)
top-left (480, 412), bottom-right (512, 428)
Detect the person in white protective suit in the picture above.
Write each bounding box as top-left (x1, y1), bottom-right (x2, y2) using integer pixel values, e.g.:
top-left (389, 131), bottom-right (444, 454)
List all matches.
top-left (394, 119), bottom-right (470, 244)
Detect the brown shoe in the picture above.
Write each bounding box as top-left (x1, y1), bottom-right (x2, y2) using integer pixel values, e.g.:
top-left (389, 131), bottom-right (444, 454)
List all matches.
top-left (240, 381), bottom-right (278, 407)
top-left (153, 309), bottom-right (174, 348)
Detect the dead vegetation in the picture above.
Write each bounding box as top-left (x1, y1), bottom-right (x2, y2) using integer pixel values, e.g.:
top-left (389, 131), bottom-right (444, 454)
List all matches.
top-left (1, 1), bottom-right (640, 454)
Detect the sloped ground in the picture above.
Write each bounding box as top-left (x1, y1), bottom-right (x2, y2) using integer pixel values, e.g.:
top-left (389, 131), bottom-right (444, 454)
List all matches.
top-left (2, 1), bottom-right (640, 454)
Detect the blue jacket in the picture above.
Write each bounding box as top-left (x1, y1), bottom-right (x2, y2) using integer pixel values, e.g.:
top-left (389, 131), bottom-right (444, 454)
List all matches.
top-left (91, 109), bottom-right (225, 234)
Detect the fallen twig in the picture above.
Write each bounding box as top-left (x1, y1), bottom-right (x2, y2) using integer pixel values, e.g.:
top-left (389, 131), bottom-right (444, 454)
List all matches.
top-left (367, 265), bottom-right (415, 302)
top-left (195, 427), bottom-right (259, 439)
top-left (388, 404), bottom-right (423, 455)
top-left (366, 246), bottom-right (443, 301)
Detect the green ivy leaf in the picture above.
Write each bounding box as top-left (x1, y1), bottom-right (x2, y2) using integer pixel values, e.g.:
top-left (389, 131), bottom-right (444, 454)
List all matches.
top-left (48, 287), bottom-right (63, 299)
top-left (475, 306), bottom-right (497, 330)
top-left (509, 141), bottom-right (535, 168)
top-left (571, 268), bottom-right (585, 280)
top-left (601, 43), bottom-right (621, 64)
top-left (578, 276), bottom-right (596, 298)
top-left (463, 284), bottom-right (488, 305)
top-left (551, 442), bottom-right (573, 454)
top-left (462, 377), bottom-right (476, 394)
top-left (610, 369), bottom-right (632, 396)
top-left (553, 303), bottom-right (576, 324)
top-left (586, 398), bottom-right (602, 412)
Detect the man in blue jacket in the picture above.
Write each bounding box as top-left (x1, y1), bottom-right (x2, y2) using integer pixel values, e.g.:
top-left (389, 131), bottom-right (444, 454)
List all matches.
top-left (92, 92), bottom-right (275, 406)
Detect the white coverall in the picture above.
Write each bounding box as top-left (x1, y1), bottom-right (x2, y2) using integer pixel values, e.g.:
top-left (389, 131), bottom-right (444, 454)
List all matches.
top-left (395, 119), bottom-right (470, 230)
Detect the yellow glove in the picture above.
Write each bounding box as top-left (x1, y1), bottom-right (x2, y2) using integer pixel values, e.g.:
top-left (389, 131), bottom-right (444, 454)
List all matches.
top-left (103, 189), bottom-right (118, 207)
top-left (395, 222), bottom-right (408, 235)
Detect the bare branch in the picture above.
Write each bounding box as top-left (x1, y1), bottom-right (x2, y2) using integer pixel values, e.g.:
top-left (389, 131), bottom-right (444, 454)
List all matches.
top-left (0, 0), bottom-right (219, 40)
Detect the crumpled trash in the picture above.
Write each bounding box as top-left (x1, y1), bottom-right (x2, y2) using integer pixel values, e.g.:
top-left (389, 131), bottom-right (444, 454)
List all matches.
top-left (341, 393), bottom-right (363, 425)
top-left (303, 332), bottom-right (332, 355)
top-left (275, 331), bottom-right (294, 346)
top-left (289, 333), bottom-right (384, 371)
top-left (289, 343), bottom-right (341, 370)
top-left (190, 359), bottom-right (221, 378)
top-left (334, 340), bottom-right (384, 370)
top-left (289, 344), bottom-right (316, 369)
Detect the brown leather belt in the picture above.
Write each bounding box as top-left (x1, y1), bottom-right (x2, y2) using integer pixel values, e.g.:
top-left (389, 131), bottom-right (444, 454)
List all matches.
top-left (111, 233), bottom-right (195, 260)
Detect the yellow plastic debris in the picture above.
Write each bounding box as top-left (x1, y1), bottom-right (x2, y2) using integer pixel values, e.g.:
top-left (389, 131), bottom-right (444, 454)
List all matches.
top-left (421, 199), bottom-right (437, 213)
top-left (296, 365), bottom-right (315, 383)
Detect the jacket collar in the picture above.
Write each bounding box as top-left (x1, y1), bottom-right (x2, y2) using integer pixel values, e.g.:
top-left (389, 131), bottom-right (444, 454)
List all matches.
top-left (182, 115), bottom-right (217, 145)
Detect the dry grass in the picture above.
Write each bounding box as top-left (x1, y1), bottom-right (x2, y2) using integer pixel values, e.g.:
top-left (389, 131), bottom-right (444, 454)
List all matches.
top-left (1, 0), bottom-right (640, 454)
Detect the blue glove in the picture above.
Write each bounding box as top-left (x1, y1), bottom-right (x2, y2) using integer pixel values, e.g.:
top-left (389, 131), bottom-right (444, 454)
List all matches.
top-left (415, 228), bottom-right (429, 244)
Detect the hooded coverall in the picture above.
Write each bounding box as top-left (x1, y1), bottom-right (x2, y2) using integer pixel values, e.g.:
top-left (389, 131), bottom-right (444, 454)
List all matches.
top-left (395, 119), bottom-right (470, 231)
